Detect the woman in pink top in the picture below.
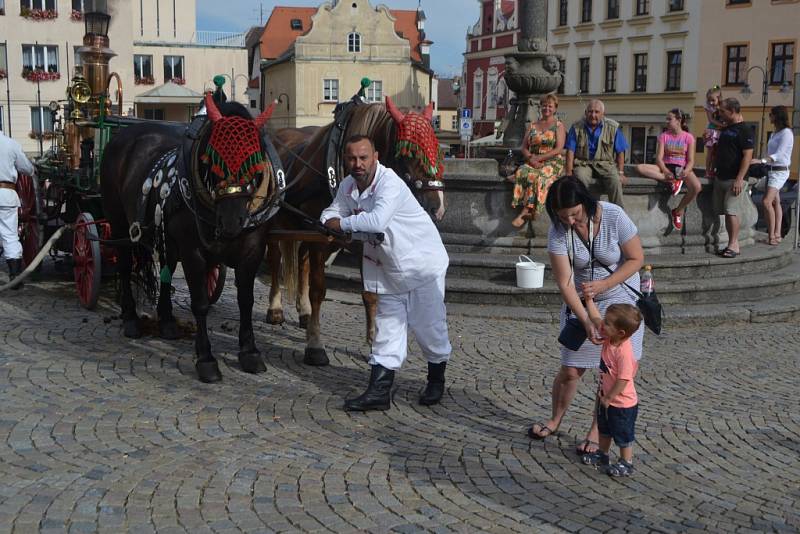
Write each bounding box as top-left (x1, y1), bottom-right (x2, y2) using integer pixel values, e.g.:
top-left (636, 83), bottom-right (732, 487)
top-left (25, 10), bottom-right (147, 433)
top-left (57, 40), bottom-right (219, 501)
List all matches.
top-left (635, 109), bottom-right (701, 232)
top-left (580, 298), bottom-right (642, 477)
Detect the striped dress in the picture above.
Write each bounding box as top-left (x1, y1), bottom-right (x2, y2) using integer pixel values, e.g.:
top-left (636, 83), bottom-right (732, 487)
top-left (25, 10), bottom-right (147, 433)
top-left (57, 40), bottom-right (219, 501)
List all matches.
top-left (548, 202), bottom-right (644, 368)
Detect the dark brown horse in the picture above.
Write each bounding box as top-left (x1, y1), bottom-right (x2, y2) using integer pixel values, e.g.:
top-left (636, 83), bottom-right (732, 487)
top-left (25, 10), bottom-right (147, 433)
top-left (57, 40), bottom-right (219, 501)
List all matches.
top-left (266, 99), bottom-right (446, 362)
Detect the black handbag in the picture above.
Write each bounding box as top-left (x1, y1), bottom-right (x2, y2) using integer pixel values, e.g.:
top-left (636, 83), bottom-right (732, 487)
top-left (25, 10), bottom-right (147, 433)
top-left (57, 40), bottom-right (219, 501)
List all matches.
top-left (558, 310), bottom-right (587, 350)
top-left (748, 161), bottom-right (769, 178)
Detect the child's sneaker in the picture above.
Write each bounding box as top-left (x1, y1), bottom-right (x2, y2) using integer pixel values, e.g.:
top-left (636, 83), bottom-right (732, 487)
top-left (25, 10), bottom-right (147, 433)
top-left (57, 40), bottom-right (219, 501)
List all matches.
top-left (606, 459), bottom-right (634, 477)
top-left (670, 178), bottom-right (684, 196)
top-left (581, 451), bottom-right (610, 468)
top-left (671, 209), bottom-right (683, 230)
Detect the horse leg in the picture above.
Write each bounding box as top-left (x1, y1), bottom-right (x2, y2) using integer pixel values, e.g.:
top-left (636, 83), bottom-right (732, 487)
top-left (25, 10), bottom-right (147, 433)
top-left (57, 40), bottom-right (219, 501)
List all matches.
top-left (297, 243), bottom-right (312, 329)
top-left (118, 246), bottom-right (141, 338)
top-left (265, 240), bottom-right (285, 325)
top-left (235, 262), bottom-right (267, 374)
top-left (157, 242), bottom-right (180, 340)
top-left (181, 247), bottom-right (220, 383)
top-left (303, 244), bottom-right (329, 366)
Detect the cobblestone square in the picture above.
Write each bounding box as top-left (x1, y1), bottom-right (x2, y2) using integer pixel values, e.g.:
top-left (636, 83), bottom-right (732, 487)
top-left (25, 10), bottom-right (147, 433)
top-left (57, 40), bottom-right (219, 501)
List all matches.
top-left (0, 268), bottom-right (798, 533)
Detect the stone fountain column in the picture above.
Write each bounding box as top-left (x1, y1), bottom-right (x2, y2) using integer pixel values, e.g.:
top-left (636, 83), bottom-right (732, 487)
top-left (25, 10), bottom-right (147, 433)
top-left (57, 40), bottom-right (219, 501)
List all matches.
top-left (502, 0), bottom-right (562, 149)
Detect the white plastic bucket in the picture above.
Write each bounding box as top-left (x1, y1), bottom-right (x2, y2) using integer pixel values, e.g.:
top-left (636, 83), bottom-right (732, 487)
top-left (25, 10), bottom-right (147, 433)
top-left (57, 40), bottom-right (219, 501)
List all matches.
top-left (515, 255), bottom-right (545, 289)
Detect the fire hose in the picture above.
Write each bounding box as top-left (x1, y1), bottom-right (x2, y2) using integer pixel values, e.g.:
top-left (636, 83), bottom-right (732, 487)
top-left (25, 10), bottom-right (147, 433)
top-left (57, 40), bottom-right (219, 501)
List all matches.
top-left (0, 225), bottom-right (69, 292)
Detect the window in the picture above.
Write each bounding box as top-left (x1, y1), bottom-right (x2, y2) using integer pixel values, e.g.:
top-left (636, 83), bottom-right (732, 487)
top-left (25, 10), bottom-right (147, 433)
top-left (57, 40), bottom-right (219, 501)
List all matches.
top-left (668, 0), bottom-right (684, 11)
top-left (22, 44), bottom-right (59, 72)
top-left (73, 46), bottom-right (82, 68)
top-left (604, 55), bottom-right (617, 93)
top-left (365, 80), bottom-right (382, 103)
top-left (347, 32), bottom-right (361, 53)
top-left (558, 0), bottom-right (568, 26)
top-left (633, 53), bottom-right (647, 92)
top-left (635, 0), bottom-right (649, 16)
top-left (250, 99), bottom-right (257, 108)
top-left (0, 43), bottom-right (6, 71)
top-left (725, 45), bottom-right (748, 86)
top-left (578, 57), bottom-right (590, 93)
top-left (451, 115), bottom-right (458, 130)
top-left (666, 51), bottom-right (682, 91)
top-left (630, 127), bottom-right (657, 164)
top-left (581, 0), bottom-right (592, 22)
top-left (770, 42), bottom-right (794, 85)
top-left (557, 58), bottom-right (566, 94)
top-left (607, 0), bottom-right (619, 19)
top-left (72, 0), bottom-right (107, 10)
top-left (290, 18), bottom-right (302, 30)
top-left (726, 0), bottom-right (750, 5)
top-left (472, 69), bottom-right (483, 116)
top-left (323, 78), bottom-right (338, 101)
top-left (30, 105), bottom-right (54, 134)
top-left (143, 108), bottom-right (164, 121)
top-left (0, 0), bottom-right (5, 15)
top-left (134, 54), bottom-right (152, 80)
top-left (163, 55), bottom-right (183, 81)
top-left (21, 0), bottom-right (56, 10)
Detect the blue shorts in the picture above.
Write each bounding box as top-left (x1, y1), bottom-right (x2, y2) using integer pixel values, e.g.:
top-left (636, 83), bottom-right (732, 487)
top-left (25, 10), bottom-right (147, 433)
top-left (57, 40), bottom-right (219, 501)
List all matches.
top-left (597, 403), bottom-right (638, 448)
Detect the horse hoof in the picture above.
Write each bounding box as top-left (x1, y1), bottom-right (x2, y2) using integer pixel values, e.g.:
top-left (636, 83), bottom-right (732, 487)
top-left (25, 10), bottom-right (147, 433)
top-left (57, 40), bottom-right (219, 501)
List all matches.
top-left (303, 347), bottom-right (329, 366)
top-left (196, 360), bottom-right (222, 383)
top-left (238, 350), bottom-right (266, 374)
top-left (123, 319), bottom-right (141, 339)
top-left (159, 320), bottom-right (180, 340)
top-left (298, 315), bottom-right (309, 329)
top-left (265, 309), bottom-right (285, 325)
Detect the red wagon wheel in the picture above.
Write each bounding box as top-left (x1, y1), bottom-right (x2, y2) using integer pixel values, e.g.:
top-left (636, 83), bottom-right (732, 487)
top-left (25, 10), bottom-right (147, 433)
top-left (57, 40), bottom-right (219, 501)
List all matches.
top-left (207, 264), bottom-right (227, 305)
top-left (73, 212), bottom-right (102, 310)
top-left (16, 174), bottom-right (43, 269)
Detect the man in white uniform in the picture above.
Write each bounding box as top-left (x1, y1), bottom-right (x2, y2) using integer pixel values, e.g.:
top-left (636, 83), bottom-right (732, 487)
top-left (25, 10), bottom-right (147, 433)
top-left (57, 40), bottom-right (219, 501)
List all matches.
top-left (0, 131), bottom-right (35, 289)
top-left (321, 135), bottom-right (451, 411)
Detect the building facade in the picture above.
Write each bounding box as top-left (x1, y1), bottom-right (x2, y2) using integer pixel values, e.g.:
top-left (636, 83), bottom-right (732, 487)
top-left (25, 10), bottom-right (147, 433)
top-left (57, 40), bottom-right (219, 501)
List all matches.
top-left (0, 0), bottom-right (248, 153)
top-left (259, 0), bottom-right (434, 129)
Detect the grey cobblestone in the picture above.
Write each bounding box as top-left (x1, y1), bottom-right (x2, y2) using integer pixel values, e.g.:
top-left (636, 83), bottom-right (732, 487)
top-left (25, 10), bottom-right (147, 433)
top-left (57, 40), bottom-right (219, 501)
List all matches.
top-left (0, 265), bottom-right (798, 533)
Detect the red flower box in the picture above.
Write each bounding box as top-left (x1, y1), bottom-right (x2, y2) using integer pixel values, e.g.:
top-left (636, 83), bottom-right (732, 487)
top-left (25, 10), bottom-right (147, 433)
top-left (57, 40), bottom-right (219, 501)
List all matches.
top-left (135, 75), bottom-right (155, 85)
top-left (70, 9), bottom-right (82, 21)
top-left (0, 69), bottom-right (7, 80)
top-left (22, 68), bottom-right (61, 82)
top-left (170, 77), bottom-right (186, 85)
top-left (20, 7), bottom-right (58, 20)
top-left (28, 130), bottom-right (57, 140)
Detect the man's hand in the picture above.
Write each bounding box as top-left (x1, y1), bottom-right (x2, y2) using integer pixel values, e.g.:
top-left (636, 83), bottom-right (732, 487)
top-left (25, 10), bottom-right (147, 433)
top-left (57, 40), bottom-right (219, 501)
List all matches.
top-left (732, 179), bottom-right (744, 196)
top-left (619, 170), bottom-right (628, 186)
top-left (324, 218), bottom-right (342, 232)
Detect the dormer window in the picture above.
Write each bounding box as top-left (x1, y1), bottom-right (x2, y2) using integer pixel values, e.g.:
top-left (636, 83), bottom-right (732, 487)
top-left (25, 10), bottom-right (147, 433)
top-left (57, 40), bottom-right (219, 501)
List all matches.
top-left (348, 32), bottom-right (361, 53)
top-left (290, 18), bottom-right (302, 30)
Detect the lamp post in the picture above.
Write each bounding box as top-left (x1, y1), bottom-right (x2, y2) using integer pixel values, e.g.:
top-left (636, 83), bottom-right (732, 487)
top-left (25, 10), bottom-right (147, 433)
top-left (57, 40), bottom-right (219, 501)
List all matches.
top-left (217, 70), bottom-right (251, 103)
top-left (276, 92), bottom-right (290, 112)
top-left (741, 62), bottom-right (792, 156)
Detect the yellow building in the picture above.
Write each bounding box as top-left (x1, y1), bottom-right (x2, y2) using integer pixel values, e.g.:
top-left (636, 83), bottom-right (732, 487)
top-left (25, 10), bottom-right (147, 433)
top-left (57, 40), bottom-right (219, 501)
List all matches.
top-left (259, 1), bottom-right (434, 129)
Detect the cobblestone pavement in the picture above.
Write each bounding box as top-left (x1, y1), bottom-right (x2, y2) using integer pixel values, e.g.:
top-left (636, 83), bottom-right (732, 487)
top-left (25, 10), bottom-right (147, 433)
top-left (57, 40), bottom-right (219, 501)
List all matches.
top-left (1, 266), bottom-right (798, 534)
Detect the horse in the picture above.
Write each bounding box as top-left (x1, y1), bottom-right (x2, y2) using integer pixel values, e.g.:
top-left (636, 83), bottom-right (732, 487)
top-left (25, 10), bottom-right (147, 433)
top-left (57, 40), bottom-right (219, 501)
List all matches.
top-left (265, 97), bottom-right (446, 361)
top-left (100, 93), bottom-right (282, 383)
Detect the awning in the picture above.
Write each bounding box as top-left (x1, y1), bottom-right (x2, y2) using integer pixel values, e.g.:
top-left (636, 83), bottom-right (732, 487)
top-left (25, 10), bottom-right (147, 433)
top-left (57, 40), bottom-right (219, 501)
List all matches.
top-left (134, 81), bottom-right (204, 104)
top-left (470, 133), bottom-right (504, 146)
top-left (612, 114), bottom-right (666, 124)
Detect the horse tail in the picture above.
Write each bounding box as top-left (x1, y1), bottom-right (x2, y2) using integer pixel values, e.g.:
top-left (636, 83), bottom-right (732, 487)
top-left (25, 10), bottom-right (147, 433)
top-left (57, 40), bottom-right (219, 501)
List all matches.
top-left (279, 240), bottom-right (300, 302)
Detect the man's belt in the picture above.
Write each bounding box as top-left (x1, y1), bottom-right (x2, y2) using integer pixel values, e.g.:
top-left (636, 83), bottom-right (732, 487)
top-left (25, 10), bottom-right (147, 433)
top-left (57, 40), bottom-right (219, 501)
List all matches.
top-left (0, 182), bottom-right (16, 190)
top-left (769, 166), bottom-right (789, 172)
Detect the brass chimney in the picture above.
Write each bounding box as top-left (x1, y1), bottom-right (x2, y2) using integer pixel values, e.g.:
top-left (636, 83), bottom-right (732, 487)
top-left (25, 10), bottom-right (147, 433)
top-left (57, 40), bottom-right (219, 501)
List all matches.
top-left (77, 12), bottom-right (116, 119)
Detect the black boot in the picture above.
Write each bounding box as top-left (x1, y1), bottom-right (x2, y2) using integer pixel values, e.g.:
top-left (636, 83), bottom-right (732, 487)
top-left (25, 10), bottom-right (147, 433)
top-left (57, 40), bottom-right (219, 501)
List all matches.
top-left (344, 364), bottom-right (395, 412)
top-left (419, 361), bottom-right (446, 406)
top-left (6, 259), bottom-right (23, 290)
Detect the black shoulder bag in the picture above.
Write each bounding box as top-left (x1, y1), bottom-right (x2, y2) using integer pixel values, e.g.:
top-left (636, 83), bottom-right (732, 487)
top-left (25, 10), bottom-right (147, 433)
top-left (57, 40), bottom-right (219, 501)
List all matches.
top-left (573, 229), bottom-right (663, 335)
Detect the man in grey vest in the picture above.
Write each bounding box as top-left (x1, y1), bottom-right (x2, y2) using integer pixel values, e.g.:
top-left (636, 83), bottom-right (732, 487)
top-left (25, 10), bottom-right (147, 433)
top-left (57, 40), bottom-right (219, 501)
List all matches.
top-left (565, 99), bottom-right (628, 207)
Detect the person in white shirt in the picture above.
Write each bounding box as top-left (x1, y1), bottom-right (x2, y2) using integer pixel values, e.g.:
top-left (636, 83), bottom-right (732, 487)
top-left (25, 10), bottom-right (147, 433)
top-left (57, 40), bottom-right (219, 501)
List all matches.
top-left (759, 106), bottom-right (794, 246)
top-left (321, 135), bottom-right (451, 411)
top-left (0, 131), bottom-right (35, 289)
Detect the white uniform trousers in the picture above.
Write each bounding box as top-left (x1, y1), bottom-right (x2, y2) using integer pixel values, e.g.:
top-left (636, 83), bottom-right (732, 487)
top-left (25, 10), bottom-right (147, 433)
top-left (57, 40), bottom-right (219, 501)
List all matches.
top-left (0, 205), bottom-right (21, 260)
top-left (369, 273), bottom-right (452, 371)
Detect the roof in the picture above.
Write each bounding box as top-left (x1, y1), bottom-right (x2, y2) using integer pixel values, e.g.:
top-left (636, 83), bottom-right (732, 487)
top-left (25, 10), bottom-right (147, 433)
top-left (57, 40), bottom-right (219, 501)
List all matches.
top-left (134, 82), bottom-right (203, 104)
top-left (259, 6), bottom-right (425, 63)
top-left (437, 79), bottom-right (459, 109)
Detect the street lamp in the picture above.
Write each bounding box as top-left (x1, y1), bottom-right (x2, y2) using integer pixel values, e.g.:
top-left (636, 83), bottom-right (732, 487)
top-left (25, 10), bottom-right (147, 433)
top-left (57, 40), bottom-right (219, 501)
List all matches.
top-left (276, 92), bottom-right (290, 112)
top-left (741, 62), bottom-right (792, 156)
top-left (216, 70), bottom-right (251, 103)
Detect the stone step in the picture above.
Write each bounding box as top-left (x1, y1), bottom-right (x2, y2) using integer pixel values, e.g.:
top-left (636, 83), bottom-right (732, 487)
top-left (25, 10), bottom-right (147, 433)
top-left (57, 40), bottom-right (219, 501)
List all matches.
top-left (325, 250), bottom-right (800, 307)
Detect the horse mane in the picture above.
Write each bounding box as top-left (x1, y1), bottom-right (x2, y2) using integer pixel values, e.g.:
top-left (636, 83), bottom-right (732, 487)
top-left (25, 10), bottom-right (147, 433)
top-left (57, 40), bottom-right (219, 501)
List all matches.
top-left (343, 104), bottom-right (396, 164)
top-left (216, 100), bottom-right (253, 120)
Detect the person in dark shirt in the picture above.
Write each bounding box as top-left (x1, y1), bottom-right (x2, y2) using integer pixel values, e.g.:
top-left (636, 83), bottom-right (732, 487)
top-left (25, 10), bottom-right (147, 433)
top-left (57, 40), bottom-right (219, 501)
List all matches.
top-left (712, 98), bottom-right (754, 258)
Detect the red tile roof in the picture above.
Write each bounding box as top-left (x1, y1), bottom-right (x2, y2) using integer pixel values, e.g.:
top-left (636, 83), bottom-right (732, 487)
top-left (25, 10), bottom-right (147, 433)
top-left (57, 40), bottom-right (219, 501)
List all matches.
top-left (260, 6), bottom-right (424, 63)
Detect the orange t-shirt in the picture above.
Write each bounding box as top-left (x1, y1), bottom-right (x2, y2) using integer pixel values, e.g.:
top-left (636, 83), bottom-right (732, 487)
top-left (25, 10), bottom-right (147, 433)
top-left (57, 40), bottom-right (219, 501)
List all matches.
top-left (599, 338), bottom-right (639, 408)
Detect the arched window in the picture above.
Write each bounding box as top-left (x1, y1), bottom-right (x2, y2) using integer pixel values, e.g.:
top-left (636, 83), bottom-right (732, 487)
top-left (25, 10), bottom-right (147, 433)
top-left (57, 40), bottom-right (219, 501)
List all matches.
top-left (348, 32), bottom-right (361, 53)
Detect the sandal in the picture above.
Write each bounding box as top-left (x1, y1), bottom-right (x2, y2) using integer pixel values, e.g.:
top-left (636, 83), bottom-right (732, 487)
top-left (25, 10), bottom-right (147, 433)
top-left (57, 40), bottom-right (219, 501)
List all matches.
top-left (527, 421), bottom-right (558, 440)
top-left (575, 439), bottom-right (600, 455)
top-left (718, 247), bottom-right (739, 258)
top-left (605, 460), bottom-right (634, 477)
top-left (581, 450), bottom-right (609, 468)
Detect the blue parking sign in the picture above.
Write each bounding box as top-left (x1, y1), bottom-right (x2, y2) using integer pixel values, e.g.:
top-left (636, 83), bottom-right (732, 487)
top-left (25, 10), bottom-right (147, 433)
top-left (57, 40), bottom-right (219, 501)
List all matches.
top-left (461, 109), bottom-right (472, 119)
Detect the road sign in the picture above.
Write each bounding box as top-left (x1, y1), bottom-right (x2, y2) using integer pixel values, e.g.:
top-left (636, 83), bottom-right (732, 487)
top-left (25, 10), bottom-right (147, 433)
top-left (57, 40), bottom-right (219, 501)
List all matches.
top-left (461, 108), bottom-right (472, 119)
top-left (459, 117), bottom-right (473, 137)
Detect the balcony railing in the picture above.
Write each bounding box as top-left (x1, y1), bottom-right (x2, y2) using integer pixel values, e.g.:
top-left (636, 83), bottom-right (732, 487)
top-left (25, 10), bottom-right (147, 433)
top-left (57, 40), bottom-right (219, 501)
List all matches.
top-left (192, 31), bottom-right (246, 48)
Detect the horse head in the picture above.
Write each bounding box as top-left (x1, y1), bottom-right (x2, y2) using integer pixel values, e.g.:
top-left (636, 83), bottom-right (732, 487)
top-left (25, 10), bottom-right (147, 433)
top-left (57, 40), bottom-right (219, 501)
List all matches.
top-left (202, 92), bottom-right (276, 239)
top-left (385, 96), bottom-right (446, 221)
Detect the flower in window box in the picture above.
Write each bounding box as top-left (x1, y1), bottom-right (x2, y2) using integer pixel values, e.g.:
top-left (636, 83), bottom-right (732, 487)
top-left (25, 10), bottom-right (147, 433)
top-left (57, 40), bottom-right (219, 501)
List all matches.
top-left (135, 75), bottom-right (155, 85)
top-left (171, 77), bottom-right (186, 85)
top-left (22, 68), bottom-right (61, 82)
top-left (21, 7), bottom-right (58, 20)
top-left (0, 69), bottom-right (7, 80)
top-left (28, 131), bottom-right (56, 140)
top-left (70, 9), bottom-right (83, 21)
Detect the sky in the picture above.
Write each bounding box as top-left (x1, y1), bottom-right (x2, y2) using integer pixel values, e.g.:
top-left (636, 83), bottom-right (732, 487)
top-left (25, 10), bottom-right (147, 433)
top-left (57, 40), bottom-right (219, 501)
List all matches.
top-left (196, 0), bottom-right (478, 78)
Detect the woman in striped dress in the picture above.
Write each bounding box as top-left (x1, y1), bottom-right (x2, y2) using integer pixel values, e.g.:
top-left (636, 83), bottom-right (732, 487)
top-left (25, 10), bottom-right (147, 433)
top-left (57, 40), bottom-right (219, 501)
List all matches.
top-left (527, 176), bottom-right (645, 455)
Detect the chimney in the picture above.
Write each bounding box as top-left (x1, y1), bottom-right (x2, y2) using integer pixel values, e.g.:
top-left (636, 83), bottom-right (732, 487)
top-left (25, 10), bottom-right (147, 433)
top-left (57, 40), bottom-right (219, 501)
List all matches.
top-left (77, 11), bottom-right (116, 118)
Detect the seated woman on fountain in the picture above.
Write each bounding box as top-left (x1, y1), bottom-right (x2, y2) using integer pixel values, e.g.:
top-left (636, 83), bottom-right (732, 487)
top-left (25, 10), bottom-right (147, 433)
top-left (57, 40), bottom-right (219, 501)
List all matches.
top-left (510, 93), bottom-right (566, 227)
top-left (634, 109), bottom-right (701, 231)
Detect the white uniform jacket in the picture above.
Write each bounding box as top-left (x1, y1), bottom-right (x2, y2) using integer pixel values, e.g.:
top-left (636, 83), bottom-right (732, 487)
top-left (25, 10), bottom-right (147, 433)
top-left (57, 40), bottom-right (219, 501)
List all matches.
top-left (0, 133), bottom-right (35, 207)
top-left (320, 162), bottom-right (449, 295)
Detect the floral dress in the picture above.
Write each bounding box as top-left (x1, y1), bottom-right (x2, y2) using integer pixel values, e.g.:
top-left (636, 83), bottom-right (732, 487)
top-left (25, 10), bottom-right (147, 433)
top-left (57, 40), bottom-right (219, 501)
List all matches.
top-left (512, 122), bottom-right (565, 212)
